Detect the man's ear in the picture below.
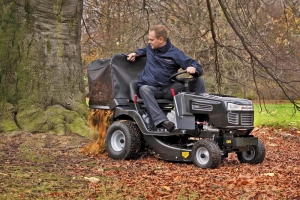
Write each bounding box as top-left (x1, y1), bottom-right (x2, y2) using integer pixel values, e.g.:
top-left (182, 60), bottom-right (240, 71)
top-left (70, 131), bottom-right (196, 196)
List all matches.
top-left (159, 37), bottom-right (164, 43)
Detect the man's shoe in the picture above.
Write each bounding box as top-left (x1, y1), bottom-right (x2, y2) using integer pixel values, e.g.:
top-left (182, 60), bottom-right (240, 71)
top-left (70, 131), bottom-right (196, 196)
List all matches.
top-left (159, 120), bottom-right (175, 132)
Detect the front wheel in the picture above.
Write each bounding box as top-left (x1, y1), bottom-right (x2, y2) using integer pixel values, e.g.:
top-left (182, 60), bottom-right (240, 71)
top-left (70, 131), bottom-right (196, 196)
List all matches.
top-left (236, 139), bottom-right (266, 164)
top-left (106, 121), bottom-right (141, 160)
top-left (191, 140), bottom-right (222, 169)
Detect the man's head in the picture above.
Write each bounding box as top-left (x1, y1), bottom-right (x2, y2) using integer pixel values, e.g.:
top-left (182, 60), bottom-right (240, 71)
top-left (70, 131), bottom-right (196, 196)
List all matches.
top-left (148, 25), bottom-right (168, 49)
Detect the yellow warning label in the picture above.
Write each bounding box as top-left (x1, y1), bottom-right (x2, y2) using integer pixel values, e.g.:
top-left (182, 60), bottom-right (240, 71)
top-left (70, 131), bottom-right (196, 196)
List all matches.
top-left (226, 140), bottom-right (232, 144)
top-left (182, 152), bottom-right (189, 158)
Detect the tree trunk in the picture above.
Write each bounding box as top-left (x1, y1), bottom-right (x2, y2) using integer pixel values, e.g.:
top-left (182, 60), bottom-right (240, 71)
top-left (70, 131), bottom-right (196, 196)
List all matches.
top-left (0, 0), bottom-right (93, 136)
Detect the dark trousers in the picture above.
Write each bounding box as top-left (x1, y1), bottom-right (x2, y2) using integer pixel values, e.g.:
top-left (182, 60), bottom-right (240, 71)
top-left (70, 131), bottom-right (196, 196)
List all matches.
top-left (139, 78), bottom-right (205, 126)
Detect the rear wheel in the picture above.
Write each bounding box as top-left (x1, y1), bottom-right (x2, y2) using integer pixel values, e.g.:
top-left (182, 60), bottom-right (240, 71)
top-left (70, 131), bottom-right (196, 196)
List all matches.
top-left (106, 121), bottom-right (141, 160)
top-left (236, 139), bottom-right (266, 164)
top-left (191, 140), bottom-right (222, 169)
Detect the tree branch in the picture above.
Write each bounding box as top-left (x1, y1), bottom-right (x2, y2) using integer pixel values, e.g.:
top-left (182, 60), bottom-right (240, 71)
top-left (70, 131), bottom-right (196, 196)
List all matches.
top-left (206, 0), bottom-right (222, 93)
top-left (217, 0), bottom-right (300, 111)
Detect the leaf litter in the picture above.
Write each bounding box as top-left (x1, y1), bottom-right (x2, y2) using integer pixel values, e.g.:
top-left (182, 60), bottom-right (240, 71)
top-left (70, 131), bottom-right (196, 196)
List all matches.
top-left (0, 127), bottom-right (299, 199)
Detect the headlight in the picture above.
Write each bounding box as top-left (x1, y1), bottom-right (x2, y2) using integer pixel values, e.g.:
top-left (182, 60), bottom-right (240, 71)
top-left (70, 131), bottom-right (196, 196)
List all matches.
top-left (227, 103), bottom-right (253, 111)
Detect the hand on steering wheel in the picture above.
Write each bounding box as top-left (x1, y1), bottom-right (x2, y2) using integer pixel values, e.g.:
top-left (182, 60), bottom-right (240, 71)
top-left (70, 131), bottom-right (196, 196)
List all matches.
top-left (170, 70), bottom-right (199, 84)
top-left (186, 66), bottom-right (197, 74)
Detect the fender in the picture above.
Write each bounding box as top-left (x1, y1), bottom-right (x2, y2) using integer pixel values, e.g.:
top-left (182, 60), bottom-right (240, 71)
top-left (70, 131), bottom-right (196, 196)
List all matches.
top-left (113, 107), bottom-right (195, 136)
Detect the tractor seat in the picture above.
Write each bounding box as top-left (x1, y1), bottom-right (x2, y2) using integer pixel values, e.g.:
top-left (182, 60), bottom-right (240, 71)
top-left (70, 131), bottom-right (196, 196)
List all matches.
top-left (129, 81), bottom-right (174, 105)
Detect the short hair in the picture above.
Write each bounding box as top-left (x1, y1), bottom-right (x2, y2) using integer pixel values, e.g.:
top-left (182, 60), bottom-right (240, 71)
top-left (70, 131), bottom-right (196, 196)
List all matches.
top-left (149, 25), bottom-right (168, 41)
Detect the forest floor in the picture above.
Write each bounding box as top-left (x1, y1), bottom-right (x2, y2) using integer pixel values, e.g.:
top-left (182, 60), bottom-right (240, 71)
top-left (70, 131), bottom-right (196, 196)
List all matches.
top-left (0, 127), bottom-right (299, 200)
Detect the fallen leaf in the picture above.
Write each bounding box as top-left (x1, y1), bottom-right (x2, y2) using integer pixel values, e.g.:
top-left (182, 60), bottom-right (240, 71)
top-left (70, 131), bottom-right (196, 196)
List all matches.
top-left (84, 176), bottom-right (100, 184)
top-left (162, 186), bottom-right (171, 191)
top-left (267, 142), bottom-right (278, 147)
top-left (262, 173), bottom-right (275, 177)
top-left (173, 175), bottom-right (182, 182)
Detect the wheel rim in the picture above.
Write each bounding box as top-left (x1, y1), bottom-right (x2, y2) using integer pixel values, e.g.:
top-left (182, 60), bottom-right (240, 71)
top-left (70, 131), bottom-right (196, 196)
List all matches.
top-left (196, 147), bottom-right (210, 165)
top-left (111, 130), bottom-right (125, 152)
top-left (242, 146), bottom-right (255, 160)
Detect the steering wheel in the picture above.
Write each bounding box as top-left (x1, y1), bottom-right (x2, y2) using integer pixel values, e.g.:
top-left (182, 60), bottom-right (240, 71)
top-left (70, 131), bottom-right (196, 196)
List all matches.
top-left (170, 70), bottom-right (199, 84)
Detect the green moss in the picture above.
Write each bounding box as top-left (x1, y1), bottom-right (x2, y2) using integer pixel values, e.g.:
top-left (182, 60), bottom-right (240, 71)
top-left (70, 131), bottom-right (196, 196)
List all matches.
top-left (65, 110), bottom-right (76, 124)
top-left (53, 0), bottom-right (63, 14)
top-left (0, 102), bottom-right (20, 132)
top-left (0, 118), bottom-right (20, 132)
top-left (0, 2), bottom-right (23, 103)
top-left (70, 100), bottom-right (89, 117)
top-left (0, 0), bottom-right (40, 105)
top-left (53, 0), bottom-right (64, 57)
top-left (49, 124), bottom-right (65, 135)
top-left (68, 117), bottom-right (94, 138)
top-left (16, 105), bottom-right (46, 131)
top-left (24, 0), bottom-right (34, 13)
top-left (46, 40), bottom-right (51, 53)
top-left (69, 8), bottom-right (79, 34)
top-left (24, 0), bottom-right (34, 29)
top-left (15, 104), bottom-right (93, 137)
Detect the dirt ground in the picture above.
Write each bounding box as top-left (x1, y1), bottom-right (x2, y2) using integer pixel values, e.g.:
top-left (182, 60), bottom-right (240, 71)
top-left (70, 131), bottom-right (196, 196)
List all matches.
top-left (0, 128), bottom-right (300, 200)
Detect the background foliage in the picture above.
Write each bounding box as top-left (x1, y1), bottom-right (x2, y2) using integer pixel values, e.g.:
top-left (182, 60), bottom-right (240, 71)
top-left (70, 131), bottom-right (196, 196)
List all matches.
top-left (81, 0), bottom-right (300, 109)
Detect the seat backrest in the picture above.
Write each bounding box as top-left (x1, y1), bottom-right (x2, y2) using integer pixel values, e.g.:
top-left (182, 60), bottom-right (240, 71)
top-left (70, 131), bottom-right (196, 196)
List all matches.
top-left (129, 80), bottom-right (143, 103)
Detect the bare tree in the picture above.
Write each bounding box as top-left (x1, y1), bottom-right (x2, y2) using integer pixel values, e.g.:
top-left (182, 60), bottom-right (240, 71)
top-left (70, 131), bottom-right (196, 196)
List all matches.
top-left (215, 0), bottom-right (300, 109)
top-left (82, 0), bottom-right (300, 109)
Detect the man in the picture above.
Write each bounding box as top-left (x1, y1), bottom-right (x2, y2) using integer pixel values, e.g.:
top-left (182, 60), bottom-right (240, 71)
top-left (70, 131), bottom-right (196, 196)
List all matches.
top-left (127, 25), bottom-right (205, 132)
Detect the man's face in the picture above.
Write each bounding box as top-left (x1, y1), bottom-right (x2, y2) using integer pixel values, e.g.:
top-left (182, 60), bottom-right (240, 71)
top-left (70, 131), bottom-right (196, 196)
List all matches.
top-left (148, 31), bottom-right (163, 49)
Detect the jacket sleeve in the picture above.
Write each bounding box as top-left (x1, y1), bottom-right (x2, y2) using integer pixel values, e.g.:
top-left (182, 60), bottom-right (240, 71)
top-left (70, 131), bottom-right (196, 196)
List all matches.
top-left (175, 51), bottom-right (203, 76)
top-left (135, 46), bottom-right (147, 57)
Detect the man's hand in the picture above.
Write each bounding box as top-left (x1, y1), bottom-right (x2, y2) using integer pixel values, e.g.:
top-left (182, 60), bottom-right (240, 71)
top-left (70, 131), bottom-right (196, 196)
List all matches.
top-left (127, 53), bottom-right (138, 62)
top-left (186, 66), bottom-right (196, 74)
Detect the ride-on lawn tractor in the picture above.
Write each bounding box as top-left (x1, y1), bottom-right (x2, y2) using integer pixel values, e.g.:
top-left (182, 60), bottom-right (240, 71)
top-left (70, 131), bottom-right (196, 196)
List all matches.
top-left (87, 53), bottom-right (266, 169)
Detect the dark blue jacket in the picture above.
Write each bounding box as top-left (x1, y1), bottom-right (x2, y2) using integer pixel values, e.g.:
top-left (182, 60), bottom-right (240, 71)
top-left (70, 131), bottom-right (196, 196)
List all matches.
top-left (136, 38), bottom-right (203, 89)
